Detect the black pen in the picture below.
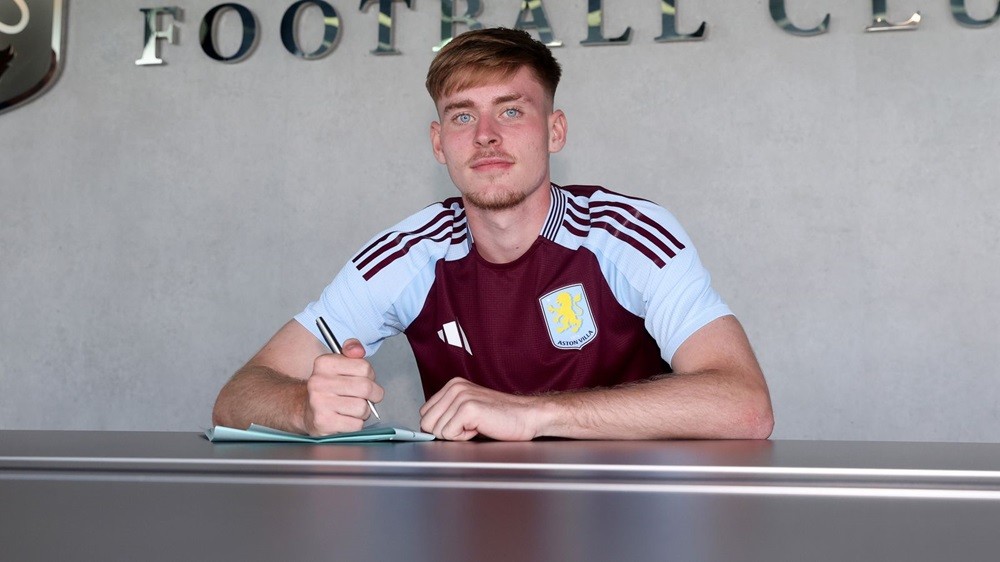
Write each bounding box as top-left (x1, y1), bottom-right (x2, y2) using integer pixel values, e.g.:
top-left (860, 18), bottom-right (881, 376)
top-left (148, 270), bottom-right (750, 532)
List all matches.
top-left (316, 316), bottom-right (381, 420)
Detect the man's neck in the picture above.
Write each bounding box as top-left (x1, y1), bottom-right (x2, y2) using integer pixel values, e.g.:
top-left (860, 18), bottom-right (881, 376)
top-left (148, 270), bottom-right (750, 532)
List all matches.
top-left (464, 183), bottom-right (552, 264)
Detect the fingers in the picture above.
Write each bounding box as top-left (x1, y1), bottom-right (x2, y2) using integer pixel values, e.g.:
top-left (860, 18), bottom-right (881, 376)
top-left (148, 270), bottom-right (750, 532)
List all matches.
top-left (313, 353), bottom-right (382, 391)
top-left (420, 378), bottom-right (471, 439)
top-left (419, 377), bottom-right (475, 430)
top-left (307, 369), bottom-right (383, 406)
top-left (419, 378), bottom-right (537, 441)
top-left (303, 352), bottom-right (384, 436)
top-left (419, 376), bottom-right (464, 418)
top-left (435, 400), bottom-right (483, 441)
top-left (303, 389), bottom-right (371, 434)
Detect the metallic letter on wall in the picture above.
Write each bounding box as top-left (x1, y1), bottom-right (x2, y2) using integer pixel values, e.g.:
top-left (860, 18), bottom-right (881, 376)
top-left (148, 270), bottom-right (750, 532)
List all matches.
top-left (360, 0), bottom-right (414, 55)
top-left (866, 0), bottom-right (921, 32)
top-left (951, 0), bottom-right (1000, 27)
top-left (281, 0), bottom-right (341, 59)
top-left (136, 6), bottom-right (182, 66)
top-left (200, 4), bottom-right (257, 63)
top-left (514, 1), bottom-right (562, 47)
top-left (581, 0), bottom-right (631, 46)
top-left (435, 0), bottom-right (483, 52)
top-left (769, 0), bottom-right (830, 36)
top-left (656, 0), bottom-right (706, 43)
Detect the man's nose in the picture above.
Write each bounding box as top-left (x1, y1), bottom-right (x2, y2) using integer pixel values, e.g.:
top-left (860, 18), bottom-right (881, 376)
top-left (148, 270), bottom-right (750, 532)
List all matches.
top-left (474, 117), bottom-right (500, 147)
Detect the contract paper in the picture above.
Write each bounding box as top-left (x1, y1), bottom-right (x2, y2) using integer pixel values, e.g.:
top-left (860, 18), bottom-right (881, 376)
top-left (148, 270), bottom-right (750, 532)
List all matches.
top-left (205, 423), bottom-right (435, 443)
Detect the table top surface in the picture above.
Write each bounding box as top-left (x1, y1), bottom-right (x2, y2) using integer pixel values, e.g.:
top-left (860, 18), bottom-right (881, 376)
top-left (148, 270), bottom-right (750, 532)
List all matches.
top-left (5, 431), bottom-right (1000, 562)
top-left (4, 430), bottom-right (1000, 485)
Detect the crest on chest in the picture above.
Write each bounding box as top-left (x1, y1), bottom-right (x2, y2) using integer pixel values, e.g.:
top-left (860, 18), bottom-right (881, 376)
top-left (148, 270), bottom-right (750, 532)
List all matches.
top-left (538, 284), bottom-right (598, 350)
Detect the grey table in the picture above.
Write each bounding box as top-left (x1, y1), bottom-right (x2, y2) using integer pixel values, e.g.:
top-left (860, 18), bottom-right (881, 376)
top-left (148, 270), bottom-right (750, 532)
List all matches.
top-left (3, 431), bottom-right (1000, 561)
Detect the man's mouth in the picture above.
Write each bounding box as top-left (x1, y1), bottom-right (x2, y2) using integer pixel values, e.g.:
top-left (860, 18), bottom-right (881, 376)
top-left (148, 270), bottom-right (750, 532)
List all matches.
top-left (469, 154), bottom-right (514, 171)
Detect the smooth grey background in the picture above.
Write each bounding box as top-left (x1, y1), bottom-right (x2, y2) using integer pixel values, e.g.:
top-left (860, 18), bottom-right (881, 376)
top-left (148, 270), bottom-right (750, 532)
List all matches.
top-left (2, 1), bottom-right (998, 440)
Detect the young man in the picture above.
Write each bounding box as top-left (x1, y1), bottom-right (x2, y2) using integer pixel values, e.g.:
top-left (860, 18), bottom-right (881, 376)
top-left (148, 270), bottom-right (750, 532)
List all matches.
top-left (212, 28), bottom-right (774, 441)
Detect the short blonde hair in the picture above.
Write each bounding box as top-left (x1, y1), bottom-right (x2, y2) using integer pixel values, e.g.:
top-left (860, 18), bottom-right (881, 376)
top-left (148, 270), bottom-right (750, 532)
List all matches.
top-left (426, 28), bottom-right (562, 103)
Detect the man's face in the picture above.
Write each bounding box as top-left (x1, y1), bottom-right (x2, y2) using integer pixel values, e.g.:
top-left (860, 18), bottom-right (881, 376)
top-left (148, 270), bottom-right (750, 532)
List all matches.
top-left (430, 67), bottom-right (566, 211)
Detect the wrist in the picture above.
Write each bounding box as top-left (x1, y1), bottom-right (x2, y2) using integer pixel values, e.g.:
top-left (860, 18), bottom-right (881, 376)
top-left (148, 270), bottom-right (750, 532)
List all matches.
top-left (530, 394), bottom-right (569, 438)
top-left (291, 378), bottom-right (311, 434)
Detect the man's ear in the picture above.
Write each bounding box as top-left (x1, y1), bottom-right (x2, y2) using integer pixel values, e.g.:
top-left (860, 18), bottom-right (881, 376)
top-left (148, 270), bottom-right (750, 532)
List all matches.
top-left (548, 110), bottom-right (567, 154)
top-left (430, 121), bottom-right (447, 164)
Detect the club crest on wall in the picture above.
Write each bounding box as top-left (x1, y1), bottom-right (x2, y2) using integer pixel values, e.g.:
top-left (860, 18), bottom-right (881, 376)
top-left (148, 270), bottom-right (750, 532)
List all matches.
top-left (0, 0), bottom-right (66, 115)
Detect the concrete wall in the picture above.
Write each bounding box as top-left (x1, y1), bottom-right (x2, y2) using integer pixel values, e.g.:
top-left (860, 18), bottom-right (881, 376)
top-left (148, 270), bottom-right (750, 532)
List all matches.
top-left (2, 0), bottom-right (998, 440)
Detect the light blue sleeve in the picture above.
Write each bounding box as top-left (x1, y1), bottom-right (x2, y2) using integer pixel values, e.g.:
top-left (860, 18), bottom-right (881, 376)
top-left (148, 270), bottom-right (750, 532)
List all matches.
top-left (293, 262), bottom-right (406, 357)
top-left (641, 244), bottom-right (732, 363)
top-left (293, 207), bottom-right (457, 356)
top-left (587, 201), bottom-right (732, 364)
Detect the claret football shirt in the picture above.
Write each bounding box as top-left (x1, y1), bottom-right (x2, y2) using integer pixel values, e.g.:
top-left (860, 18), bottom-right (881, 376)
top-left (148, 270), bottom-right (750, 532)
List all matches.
top-left (296, 184), bottom-right (731, 398)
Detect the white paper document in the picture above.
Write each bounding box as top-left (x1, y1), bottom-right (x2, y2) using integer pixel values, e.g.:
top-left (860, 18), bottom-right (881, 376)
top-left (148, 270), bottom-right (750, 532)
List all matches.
top-left (205, 423), bottom-right (435, 443)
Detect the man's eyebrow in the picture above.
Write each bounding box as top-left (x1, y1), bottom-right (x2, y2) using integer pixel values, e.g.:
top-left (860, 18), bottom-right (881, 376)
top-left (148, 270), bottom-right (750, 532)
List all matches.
top-left (441, 93), bottom-right (528, 115)
top-left (442, 99), bottom-right (475, 114)
top-left (492, 93), bottom-right (526, 105)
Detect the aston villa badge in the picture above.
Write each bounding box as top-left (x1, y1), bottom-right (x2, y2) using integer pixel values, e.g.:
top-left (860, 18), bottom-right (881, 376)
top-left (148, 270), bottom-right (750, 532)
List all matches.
top-left (539, 283), bottom-right (598, 350)
top-left (0, 0), bottom-right (66, 115)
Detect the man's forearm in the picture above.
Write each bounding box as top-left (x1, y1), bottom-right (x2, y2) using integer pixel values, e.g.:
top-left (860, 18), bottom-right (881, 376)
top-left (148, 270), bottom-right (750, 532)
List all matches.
top-left (536, 370), bottom-right (774, 440)
top-left (211, 365), bottom-right (308, 433)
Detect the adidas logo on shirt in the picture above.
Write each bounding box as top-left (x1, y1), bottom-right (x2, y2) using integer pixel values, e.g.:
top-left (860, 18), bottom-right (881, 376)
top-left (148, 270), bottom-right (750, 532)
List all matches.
top-left (437, 320), bottom-right (472, 355)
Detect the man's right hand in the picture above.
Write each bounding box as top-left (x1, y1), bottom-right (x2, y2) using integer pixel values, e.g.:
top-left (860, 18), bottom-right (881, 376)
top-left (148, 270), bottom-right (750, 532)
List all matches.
top-left (213, 321), bottom-right (384, 436)
top-left (302, 338), bottom-right (384, 436)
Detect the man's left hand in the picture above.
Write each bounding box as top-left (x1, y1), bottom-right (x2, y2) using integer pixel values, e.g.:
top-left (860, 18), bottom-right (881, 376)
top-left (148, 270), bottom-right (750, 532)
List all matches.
top-left (419, 377), bottom-right (546, 441)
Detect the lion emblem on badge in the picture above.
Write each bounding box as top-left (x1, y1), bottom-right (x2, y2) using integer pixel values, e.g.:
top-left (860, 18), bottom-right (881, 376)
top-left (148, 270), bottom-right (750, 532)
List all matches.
top-left (546, 291), bottom-right (584, 334)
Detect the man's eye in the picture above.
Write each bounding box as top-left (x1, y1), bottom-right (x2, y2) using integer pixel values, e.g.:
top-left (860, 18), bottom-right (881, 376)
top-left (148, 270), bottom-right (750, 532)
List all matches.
top-left (504, 108), bottom-right (521, 118)
top-left (456, 114), bottom-right (472, 124)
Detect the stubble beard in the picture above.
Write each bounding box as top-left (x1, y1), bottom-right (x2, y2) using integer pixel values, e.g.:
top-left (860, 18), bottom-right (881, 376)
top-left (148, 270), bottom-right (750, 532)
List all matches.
top-left (461, 150), bottom-right (530, 211)
top-left (464, 187), bottom-right (529, 211)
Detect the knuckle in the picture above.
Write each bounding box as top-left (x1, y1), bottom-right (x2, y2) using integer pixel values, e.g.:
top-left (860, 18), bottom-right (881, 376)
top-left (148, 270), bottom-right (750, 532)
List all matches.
top-left (351, 398), bottom-right (370, 419)
top-left (456, 400), bottom-right (480, 417)
top-left (344, 415), bottom-right (364, 432)
top-left (313, 353), bottom-right (334, 371)
top-left (306, 376), bottom-right (319, 393)
top-left (313, 410), bottom-right (364, 435)
top-left (343, 377), bottom-right (369, 397)
top-left (306, 383), bottom-right (327, 406)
